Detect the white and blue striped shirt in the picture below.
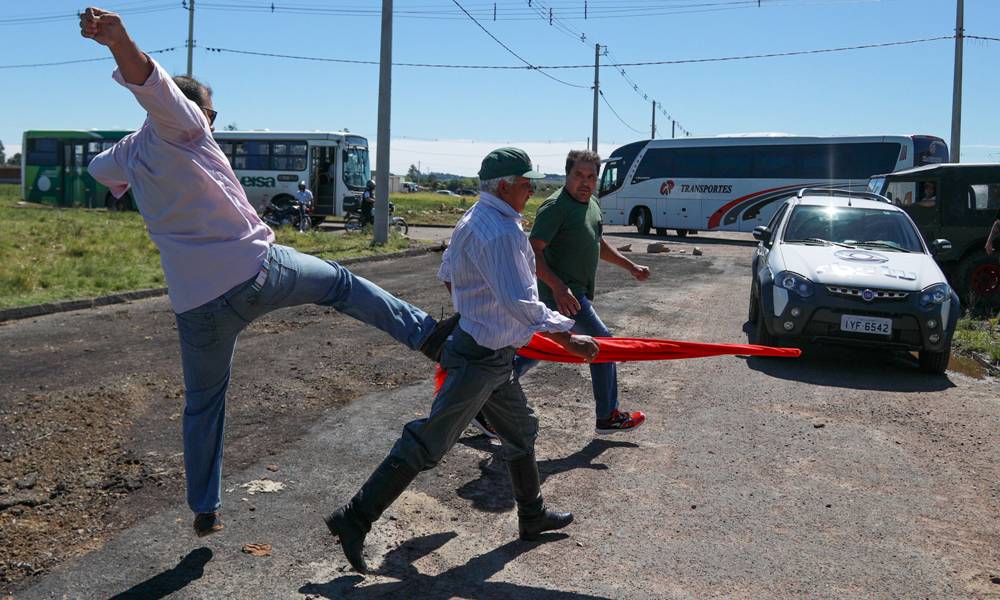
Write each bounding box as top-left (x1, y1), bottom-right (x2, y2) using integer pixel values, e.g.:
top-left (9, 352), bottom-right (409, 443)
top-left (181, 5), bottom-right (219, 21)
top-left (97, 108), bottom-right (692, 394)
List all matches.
top-left (437, 192), bottom-right (574, 350)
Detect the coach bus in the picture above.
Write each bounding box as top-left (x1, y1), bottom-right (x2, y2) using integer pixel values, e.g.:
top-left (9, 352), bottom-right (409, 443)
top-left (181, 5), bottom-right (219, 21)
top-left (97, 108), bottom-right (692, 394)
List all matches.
top-left (598, 134), bottom-right (948, 236)
top-left (22, 129), bottom-right (370, 221)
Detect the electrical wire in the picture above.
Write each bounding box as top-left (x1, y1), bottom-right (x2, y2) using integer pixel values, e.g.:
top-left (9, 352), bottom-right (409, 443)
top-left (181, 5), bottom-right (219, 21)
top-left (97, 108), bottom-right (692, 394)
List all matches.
top-left (448, 0), bottom-right (589, 88)
top-left (599, 90), bottom-right (645, 135)
top-left (0, 47), bottom-right (177, 70)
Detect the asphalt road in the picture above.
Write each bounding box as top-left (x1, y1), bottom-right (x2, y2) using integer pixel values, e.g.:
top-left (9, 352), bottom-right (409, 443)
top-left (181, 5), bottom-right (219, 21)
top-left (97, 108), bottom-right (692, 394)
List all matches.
top-left (4, 228), bottom-right (999, 599)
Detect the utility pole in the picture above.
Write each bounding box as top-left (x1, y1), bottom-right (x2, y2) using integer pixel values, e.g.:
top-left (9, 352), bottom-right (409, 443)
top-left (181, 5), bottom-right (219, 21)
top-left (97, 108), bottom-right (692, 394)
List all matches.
top-left (373, 0), bottom-right (393, 244)
top-left (651, 100), bottom-right (656, 139)
top-left (950, 0), bottom-right (964, 163)
top-left (672, 120), bottom-right (676, 139)
top-left (185, 0), bottom-right (195, 77)
top-left (591, 43), bottom-right (600, 153)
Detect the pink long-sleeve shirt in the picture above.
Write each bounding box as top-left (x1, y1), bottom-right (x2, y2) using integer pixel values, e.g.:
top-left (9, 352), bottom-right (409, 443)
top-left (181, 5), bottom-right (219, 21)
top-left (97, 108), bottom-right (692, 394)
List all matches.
top-left (88, 59), bottom-right (273, 314)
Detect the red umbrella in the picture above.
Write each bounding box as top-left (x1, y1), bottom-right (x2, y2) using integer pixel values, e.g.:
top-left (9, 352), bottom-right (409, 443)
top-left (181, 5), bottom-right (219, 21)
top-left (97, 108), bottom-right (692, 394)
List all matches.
top-left (434, 334), bottom-right (799, 392)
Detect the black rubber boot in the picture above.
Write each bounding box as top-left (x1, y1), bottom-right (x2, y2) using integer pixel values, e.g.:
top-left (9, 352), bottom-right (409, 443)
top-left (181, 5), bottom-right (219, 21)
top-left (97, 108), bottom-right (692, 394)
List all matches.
top-left (419, 313), bottom-right (460, 362)
top-left (506, 453), bottom-right (573, 541)
top-left (324, 456), bottom-right (419, 573)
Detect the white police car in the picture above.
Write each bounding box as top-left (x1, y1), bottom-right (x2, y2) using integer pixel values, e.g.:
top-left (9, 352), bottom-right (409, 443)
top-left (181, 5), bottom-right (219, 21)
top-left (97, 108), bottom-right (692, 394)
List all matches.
top-left (748, 188), bottom-right (959, 373)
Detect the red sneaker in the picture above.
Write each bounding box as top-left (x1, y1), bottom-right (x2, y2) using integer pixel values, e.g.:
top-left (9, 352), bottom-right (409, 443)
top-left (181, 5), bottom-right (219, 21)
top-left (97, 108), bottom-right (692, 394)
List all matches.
top-left (595, 409), bottom-right (646, 435)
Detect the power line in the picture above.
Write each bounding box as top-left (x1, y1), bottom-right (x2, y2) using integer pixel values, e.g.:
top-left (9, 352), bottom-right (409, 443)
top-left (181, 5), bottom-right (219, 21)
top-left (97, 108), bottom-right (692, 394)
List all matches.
top-left (599, 90), bottom-right (644, 135)
top-left (202, 34), bottom-right (958, 71)
top-left (0, 47), bottom-right (178, 70)
top-left (448, 0), bottom-right (589, 88)
top-left (0, 2), bottom-right (178, 25)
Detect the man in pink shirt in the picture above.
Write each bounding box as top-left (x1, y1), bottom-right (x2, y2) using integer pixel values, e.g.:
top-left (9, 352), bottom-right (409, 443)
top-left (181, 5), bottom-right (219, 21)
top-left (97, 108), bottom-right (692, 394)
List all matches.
top-left (80, 7), bottom-right (454, 537)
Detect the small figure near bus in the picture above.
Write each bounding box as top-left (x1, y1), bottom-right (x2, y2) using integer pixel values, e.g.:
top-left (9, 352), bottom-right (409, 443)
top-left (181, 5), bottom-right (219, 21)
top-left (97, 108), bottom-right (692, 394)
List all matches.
top-left (986, 208), bottom-right (1000, 255)
top-left (80, 6), bottom-right (452, 538)
top-left (326, 147), bottom-right (599, 574)
top-left (474, 149), bottom-right (650, 438)
top-left (917, 182), bottom-right (937, 208)
top-left (361, 179), bottom-right (376, 227)
top-left (294, 181), bottom-right (314, 232)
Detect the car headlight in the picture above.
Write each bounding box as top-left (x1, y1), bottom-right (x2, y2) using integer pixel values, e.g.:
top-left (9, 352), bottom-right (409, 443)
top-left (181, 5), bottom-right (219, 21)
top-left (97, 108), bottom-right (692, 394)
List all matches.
top-left (919, 283), bottom-right (951, 308)
top-left (775, 271), bottom-right (814, 298)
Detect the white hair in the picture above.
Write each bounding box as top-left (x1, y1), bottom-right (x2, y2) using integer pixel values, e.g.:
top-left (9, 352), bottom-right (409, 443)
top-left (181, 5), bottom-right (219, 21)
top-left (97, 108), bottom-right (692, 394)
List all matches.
top-left (479, 175), bottom-right (517, 196)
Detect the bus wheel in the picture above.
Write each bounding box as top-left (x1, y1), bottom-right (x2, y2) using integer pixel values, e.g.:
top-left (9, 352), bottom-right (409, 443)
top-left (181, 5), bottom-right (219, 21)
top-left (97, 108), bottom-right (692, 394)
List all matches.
top-left (634, 207), bottom-right (651, 236)
top-left (655, 228), bottom-right (667, 236)
top-left (959, 253), bottom-right (1000, 307)
top-left (676, 229), bottom-right (689, 237)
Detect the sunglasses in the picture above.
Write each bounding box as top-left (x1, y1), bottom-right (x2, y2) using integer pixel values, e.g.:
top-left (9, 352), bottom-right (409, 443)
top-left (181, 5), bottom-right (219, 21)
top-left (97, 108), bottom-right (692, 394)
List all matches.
top-left (201, 106), bottom-right (218, 126)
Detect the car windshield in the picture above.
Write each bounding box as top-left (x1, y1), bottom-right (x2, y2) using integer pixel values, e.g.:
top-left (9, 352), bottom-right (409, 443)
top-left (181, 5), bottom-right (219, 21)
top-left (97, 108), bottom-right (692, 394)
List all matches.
top-left (782, 205), bottom-right (924, 252)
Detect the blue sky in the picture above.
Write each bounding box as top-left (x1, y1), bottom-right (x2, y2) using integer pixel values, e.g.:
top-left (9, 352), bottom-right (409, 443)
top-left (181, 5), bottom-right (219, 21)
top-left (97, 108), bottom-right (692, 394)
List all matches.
top-left (1, 0), bottom-right (998, 175)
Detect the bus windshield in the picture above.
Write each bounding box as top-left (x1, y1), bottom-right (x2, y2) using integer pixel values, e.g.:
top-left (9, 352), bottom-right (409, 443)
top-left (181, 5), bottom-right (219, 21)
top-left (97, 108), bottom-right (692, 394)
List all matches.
top-left (343, 146), bottom-right (370, 190)
top-left (599, 160), bottom-right (622, 196)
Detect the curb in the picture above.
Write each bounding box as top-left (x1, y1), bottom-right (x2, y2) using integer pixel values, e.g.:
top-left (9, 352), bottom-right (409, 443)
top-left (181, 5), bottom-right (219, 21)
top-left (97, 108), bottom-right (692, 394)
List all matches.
top-left (0, 242), bottom-right (446, 324)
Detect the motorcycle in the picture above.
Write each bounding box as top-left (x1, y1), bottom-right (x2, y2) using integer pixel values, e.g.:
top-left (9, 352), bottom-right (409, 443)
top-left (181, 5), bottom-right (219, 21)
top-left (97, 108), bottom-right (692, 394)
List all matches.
top-left (262, 200), bottom-right (312, 233)
top-left (343, 200), bottom-right (408, 236)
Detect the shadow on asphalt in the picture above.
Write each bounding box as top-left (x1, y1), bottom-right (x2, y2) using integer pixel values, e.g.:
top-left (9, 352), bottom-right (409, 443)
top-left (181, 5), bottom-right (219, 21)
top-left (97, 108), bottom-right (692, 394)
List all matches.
top-left (610, 231), bottom-right (758, 248)
top-left (300, 532), bottom-right (613, 599)
top-left (740, 322), bottom-right (957, 392)
top-left (454, 438), bottom-right (640, 513)
top-left (108, 547), bottom-right (212, 600)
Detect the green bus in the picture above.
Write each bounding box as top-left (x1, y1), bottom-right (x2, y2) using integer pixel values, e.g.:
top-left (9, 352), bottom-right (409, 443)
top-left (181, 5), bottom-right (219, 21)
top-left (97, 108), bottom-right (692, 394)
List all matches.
top-left (22, 129), bottom-right (372, 220)
top-left (22, 130), bottom-right (135, 210)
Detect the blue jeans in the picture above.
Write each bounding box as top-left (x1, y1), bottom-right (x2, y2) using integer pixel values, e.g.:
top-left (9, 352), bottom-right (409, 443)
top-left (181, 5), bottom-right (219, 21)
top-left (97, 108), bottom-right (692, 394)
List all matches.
top-left (513, 295), bottom-right (618, 420)
top-left (174, 244), bottom-right (436, 514)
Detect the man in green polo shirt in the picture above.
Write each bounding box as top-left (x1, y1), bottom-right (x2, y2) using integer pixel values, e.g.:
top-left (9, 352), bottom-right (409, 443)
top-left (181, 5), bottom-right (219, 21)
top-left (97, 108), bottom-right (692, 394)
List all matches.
top-left (473, 149), bottom-right (650, 436)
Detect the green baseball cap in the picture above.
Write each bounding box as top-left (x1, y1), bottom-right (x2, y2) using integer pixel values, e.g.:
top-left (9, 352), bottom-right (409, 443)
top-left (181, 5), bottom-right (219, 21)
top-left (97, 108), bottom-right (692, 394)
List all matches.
top-left (478, 147), bottom-right (545, 180)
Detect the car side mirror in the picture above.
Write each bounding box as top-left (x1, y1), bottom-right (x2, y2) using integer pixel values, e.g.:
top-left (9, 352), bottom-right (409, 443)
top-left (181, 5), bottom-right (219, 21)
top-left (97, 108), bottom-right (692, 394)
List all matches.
top-left (930, 238), bottom-right (952, 255)
top-left (752, 226), bottom-right (772, 243)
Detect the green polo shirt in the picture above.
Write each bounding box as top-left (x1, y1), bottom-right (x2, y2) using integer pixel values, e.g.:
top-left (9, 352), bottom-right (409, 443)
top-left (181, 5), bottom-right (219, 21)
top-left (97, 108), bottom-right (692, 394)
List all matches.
top-left (530, 187), bottom-right (603, 305)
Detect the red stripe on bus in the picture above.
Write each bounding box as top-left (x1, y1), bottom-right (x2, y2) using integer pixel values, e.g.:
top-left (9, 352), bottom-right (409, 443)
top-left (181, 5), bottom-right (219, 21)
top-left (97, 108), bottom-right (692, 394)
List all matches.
top-left (706, 184), bottom-right (804, 229)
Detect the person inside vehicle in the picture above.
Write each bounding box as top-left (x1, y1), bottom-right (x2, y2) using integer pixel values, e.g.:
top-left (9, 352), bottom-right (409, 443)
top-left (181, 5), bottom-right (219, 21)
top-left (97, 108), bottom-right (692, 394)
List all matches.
top-left (916, 182), bottom-right (937, 208)
top-left (294, 181), bottom-right (313, 232)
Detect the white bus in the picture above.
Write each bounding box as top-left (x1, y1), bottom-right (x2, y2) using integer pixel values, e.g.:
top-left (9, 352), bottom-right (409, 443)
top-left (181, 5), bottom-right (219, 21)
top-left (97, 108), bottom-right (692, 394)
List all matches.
top-left (598, 135), bottom-right (948, 236)
top-left (213, 130), bottom-right (371, 222)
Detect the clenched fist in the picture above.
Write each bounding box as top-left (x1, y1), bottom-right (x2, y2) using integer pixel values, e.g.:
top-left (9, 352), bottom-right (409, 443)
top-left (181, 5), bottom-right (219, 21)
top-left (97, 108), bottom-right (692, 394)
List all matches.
top-left (80, 7), bottom-right (129, 48)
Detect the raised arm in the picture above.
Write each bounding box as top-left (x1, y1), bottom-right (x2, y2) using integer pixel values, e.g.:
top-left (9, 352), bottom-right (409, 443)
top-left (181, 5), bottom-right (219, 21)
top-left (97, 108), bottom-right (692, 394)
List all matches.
top-left (80, 7), bottom-right (152, 84)
top-left (80, 7), bottom-right (209, 143)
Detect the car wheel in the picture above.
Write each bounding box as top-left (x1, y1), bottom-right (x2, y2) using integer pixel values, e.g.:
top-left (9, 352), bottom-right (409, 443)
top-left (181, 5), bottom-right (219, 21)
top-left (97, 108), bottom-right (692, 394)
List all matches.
top-left (918, 342), bottom-right (951, 374)
top-left (634, 207), bottom-right (651, 236)
top-left (959, 252), bottom-right (1000, 307)
top-left (753, 302), bottom-right (776, 346)
top-left (748, 282), bottom-right (759, 324)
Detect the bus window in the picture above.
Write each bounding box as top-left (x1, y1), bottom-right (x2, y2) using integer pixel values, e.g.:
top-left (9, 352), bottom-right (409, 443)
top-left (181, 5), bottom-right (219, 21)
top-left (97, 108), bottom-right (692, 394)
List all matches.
top-left (914, 137), bottom-right (948, 166)
top-left (342, 146), bottom-right (370, 190)
top-left (713, 146), bottom-right (754, 178)
top-left (27, 138), bottom-right (59, 166)
top-left (270, 142), bottom-right (307, 171)
top-left (599, 161), bottom-right (620, 196)
top-left (753, 146), bottom-right (796, 179)
top-left (233, 141), bottom-right (269, 170)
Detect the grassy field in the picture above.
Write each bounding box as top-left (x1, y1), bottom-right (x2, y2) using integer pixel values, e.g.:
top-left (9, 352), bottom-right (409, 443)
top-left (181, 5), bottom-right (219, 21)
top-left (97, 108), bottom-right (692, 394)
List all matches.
top-left (389, 191), bottom-right (549, 227)
top-left (0, 184), bottom-right (410, 310)
top-left (953, 314), bottom-right (1000, 364)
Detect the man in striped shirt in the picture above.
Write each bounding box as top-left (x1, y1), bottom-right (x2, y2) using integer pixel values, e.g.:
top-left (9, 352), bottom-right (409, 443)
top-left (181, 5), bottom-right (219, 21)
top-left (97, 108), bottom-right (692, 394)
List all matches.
top-left (326, 148), bottom-right (599, 574)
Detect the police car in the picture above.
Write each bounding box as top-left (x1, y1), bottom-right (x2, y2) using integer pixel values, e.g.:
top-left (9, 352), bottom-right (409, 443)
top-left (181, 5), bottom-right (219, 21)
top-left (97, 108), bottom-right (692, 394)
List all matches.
top-left (748, 188), bottom-right (959, 373)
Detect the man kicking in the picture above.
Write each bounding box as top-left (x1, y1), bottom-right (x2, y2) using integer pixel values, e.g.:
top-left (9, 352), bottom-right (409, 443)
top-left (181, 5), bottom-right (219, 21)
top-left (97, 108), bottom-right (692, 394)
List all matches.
top-left (80, 7), bottom-right (454, 537)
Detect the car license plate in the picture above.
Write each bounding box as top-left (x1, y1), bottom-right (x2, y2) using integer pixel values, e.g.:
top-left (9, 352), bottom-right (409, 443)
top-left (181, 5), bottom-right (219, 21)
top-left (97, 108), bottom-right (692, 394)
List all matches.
top-left (840, 315), bottom-right (892, 336)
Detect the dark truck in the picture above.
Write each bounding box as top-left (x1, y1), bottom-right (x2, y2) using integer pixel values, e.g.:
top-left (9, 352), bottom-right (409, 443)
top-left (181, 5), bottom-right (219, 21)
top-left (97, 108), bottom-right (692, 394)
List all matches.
top-left (868, 164), bottom-right (1000, 306)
